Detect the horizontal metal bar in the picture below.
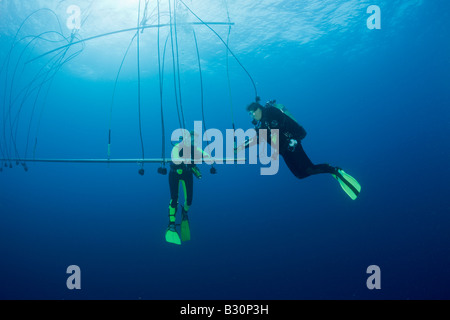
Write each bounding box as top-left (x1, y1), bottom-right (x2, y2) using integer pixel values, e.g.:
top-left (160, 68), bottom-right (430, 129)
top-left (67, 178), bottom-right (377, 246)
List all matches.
top-left (1, 158), bottom-right (245, 164)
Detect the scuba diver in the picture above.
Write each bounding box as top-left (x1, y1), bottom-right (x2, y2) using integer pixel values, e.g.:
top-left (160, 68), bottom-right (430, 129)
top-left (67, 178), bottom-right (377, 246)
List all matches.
top-left (165, 130), bottom-right (209, 245)
top-left (236, 99), bottom-right (361, 200)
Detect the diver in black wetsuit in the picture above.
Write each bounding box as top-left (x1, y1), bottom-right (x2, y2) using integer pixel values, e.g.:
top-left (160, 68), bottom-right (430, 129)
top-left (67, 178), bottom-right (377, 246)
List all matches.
top-left (237, 100), bottom-right (361, 199)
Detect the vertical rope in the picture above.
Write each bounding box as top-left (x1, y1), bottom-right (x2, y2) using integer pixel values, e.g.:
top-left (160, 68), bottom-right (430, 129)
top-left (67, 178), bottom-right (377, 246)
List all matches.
top-left (193, 31), bottom-right (205, 131)
top-left (168, 0), bottom-right (183, 129)
top-left (179, 0), bottom-right (258, 101)
top-left (137, 0), bottom-right (145, 165)
top-left (157, 0), bottom-right (166, 165)
top-left (173, 0), bottom-right (186, 129)
top-left (224, 0), bottom-right (236, 132)
top-left (108, 34), bottom-right (137, 161)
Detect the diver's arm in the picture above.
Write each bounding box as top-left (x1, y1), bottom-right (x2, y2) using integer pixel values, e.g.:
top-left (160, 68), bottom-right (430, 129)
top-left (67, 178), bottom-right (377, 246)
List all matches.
top-left (194, 146), bottom-right (213, 163)
top-left (234, 136), bottom-right (258, 154)
top-left (171, 143), bottom-right (183, 164)
top-left (270, 131), bottom-right (278, 148)
top-left (191, 165), bottom-right (202, 179)
top-left (197, 147), bottom-right (210, 158)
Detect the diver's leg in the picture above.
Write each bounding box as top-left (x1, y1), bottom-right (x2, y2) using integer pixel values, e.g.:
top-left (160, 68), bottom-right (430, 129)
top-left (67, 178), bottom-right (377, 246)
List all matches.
top-left (179, 174), bottom-right (193, 241)
top-left (168, 170), bottom-right (179, 223)
top-left (306, 163), bottom-right (337, 176)
top-left (284, 142), bottom-right (360, 199)
top-left (165, 171), bottom-right (182, 245)
top-left (284, 143), bottom-right (336, 179)
top-left (283, 143), bottom-right (315, 179)
top-left (185, 173), bottom-right (194, 211)
top-left (180, 173), bottom-right (193, 213)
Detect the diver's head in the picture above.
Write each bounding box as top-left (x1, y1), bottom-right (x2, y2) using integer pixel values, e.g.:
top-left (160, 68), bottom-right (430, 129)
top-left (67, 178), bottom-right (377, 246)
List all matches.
top-left (246, 102), bottom-right (263, 122)
top-left (179, 130), bottom-right (199, 146)
top-left (190, 130), bottom-right (200, 146)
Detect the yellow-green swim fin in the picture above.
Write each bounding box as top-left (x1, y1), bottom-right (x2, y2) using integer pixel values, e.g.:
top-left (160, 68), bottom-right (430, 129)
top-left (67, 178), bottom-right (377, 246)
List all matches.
top-left (165, 223), bottom-right (181, 245)
top-left (332, 169), bottom-right (361, 200)
top-left (165, 205), bottom-right (181, 245)
top-left (180, 208), bottom-right (191, 242)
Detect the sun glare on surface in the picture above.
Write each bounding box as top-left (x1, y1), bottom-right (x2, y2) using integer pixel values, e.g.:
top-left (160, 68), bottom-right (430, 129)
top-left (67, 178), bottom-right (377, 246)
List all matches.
top-left (116, 0), bottom-right (140, 11)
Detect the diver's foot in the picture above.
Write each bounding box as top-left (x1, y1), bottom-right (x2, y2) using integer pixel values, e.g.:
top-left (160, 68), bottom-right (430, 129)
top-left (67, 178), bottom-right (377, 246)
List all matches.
top-left (180, 208), bottom-right (191, 242)
top-left (167, 222), bottom-right (176, 231)
top-left (181, 208), bottom-right (189, 221)
top-left (330, 166), bottom-right (343, 176)
top-left (165, 222), bottom-right (181, 245)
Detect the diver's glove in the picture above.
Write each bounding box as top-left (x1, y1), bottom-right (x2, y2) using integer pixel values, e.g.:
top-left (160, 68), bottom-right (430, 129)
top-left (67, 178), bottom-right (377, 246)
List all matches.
top-left (192, 166), bottom-right (202, 179)
top-left (234, 137), bottom-right (250, 155)
top-left (288, 139), bottom-right (298, 152)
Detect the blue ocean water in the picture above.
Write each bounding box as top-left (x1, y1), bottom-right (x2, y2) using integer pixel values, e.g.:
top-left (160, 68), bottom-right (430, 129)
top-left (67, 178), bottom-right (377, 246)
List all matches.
top-left (0, 0), bottom-right (449, 300)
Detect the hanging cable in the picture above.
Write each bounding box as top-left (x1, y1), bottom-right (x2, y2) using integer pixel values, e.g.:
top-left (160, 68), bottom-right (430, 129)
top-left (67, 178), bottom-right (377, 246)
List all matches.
top-left (193, 31), bottom-right (205, 134)
top-left (168, 0), bottom-right (183, 129)
top-left (7, 28), bottom-right (83, 171)
top-left (137, 0), bottom-right (145, 175)
top-left (224, 0), bottom-right (236, 132)
top-left (193, 29), bottom-right (216, 174)
top-left (8, 33), bottom-right (69, 165)
top-left (1, 8), bottom-right (66, 168)
top-left (3, 3), bottom-right (244, 173)
top-left (157, 0), bottom-right (167, 174)
top-left (173, 0), bottom-right (186, 130)
top-left (140, 0), bottom-right (151, 32)
top-left (178, 0), bottom-right (258, 101)
top-left (30, 6), bottom-right (91, 164)
top-left (107, 33), bottom-right (137, 162)
top-left (223, 0), bottom-right (238, 157)
top-left (27, 22), bottom-right (233, 65)
top-left (25, 41), bottom-right (82, 167)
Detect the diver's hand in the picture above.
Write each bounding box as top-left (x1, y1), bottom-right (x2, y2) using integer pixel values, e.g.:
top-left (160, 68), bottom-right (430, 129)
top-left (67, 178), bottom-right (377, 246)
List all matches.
top-left (192, 166), bottom-right (202, 179)
top-left (234, 137), bottom-right (251, 155)
top-left (288, 139), bottom-right (298, 152)
top-left (234, 144), bottom-right (244, 155)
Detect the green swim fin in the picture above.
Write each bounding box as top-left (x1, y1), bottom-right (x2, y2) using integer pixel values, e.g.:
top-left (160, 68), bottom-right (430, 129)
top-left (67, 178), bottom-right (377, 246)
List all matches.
top-left (332, 169), bottom-right (361, 200)
top-left (165, 223), bottom-right (181, 245)
top-left (180, 209), bottom-right (191, 242)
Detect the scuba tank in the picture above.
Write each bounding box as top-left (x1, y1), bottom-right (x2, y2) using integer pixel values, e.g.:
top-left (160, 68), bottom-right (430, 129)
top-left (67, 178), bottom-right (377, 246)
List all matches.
top-left (266, 100), bottom-right (298, 122)
top-left (265, 100), bottom-right (307, 141)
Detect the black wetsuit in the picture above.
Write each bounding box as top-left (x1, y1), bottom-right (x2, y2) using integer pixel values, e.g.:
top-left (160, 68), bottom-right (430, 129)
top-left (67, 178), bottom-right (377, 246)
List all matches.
top-left (256, 106), bottom-right (336, 179)
top-left (169, 144), bottom-right (201, 209)
top-left (169, 163), bottom-right (194, 209)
